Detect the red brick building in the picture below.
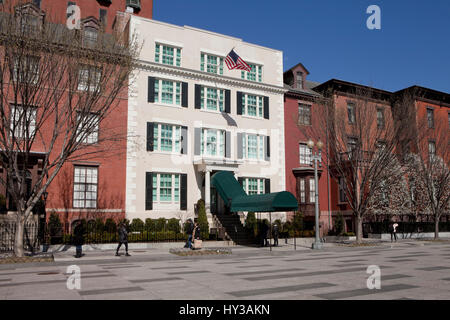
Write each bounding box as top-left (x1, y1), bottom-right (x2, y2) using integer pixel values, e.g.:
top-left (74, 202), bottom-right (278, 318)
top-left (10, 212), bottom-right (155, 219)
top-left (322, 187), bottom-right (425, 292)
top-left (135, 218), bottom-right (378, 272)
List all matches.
top-left (0, 0), bottom-right (153, 229)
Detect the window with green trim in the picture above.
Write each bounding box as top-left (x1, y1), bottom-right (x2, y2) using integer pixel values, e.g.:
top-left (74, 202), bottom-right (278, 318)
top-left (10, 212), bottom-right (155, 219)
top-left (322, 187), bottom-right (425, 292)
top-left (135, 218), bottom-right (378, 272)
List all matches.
top-left (155, 43), bottom-right (181, 67)
top-left (201, 128), bottom-right (225, 157)
top-left (241, 64), bottom-right (262, 82)
top-left (152, 123), bottom-right (182, 153)
top-left (200, 53), bottom-right (223, 75)
top-left (200, 86), bottom-right (225, 111)
top-left (242, 134), bottom-right (264, 160)
top-left (154, 79), bottom-right (182, 106)
top-left (241, 177), bottom-right (265, 195)
top-left (152, 173), bottom-right (181, 204)
top-left (242, 94), bottom-right (264, 118)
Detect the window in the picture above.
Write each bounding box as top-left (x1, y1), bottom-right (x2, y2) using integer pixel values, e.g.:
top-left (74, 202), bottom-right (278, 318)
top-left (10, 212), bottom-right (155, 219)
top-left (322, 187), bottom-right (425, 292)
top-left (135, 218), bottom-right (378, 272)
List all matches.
top-left (154, 79), bottom-right (182, 106)
top-left (299, 179), bottom-right (306, 203)
top-left (348, 137), bottom-right (358, 152)
top-left (12, 56), bottom-right (40, 84)
top-left (299, 143), bottom-right (312, 165)
top-left (242, 178), bottom-right (265, 195)
top-left (78, 65), bottom-right (101, 92)
top-left (152, 173), bottom-right (180, 204)
top-left (309, 178), bottom-right (315, 203)
top-left (201, 129), bottom-right (225, 157)
top-left (73, 166), bottom-right (98, 208)
top-left (200, 53), bottom-right (223, 75)
top-left (20, 13), bottom-right (39, 34)
top-left (242, 134), bottom-right (265, 160)
top-left (347, 103), bottom-right (355, 124)
top-left (200, 87), bottom-right (225, 111)
top-left (427, 108), bottom-right (434, 128)
top-left (376, 108), bottom-right (385, 128)
top-left (241, 64), bottom-right (262, 82)
top-left (241, 94), bottom-right (264, 118)
top-left (155, 43), bottom-right (181, 67)
top-left (152, 123), bottom-right (181, 153)
top-left (428, 140), bottom-right (436, 158)
top-left (10, 105), bottom-right (36, 139)
top-left (338, 177), bottom-right (347, 202)
top-left (298, 103), bottom-right (311, 125)
top-left (83, 27), bottom-right (98, 47)
top-left (296, 71), bottom-right (303, 89)
top-left (76, 113), bottom-right (99, 144)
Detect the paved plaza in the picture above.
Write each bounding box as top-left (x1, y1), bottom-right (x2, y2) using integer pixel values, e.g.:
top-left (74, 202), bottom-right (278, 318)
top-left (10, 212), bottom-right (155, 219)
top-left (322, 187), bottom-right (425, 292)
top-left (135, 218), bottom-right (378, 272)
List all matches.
top-left (0, 240), bottom-right (450, 300)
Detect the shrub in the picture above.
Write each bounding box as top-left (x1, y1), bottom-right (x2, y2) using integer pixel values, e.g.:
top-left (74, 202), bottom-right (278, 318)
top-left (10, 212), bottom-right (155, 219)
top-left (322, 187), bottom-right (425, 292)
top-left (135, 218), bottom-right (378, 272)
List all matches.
top-left (94, 218), bottom-right (105, 233)
top-left (48, 212), bottom-right (62, 238)
top-left (155, 218), bottom-right (167, 231)
top-left (104, 218), bottom-right (117, 233)
top-left (167, 218), bottom-right (181, 233)
top-left (343, 232), bottom-right (355, 237)
top-left (145, 218), bottom-right (156, 231)
top-left (196, 199), bottom-right (209, 240)
top-left (334, 213), bottom-right (345, 236)
top-left (293, 212), bottom-right (304, 232)
top-left (245, 212), bottom-right (257, 237)
top-left (130, 218), bottom-right (144, 231)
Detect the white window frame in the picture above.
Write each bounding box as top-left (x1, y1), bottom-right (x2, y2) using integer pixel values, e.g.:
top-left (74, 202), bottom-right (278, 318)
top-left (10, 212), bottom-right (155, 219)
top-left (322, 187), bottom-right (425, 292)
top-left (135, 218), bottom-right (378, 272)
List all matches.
top-left (13, 56), bottom-right (40, 84)
top-left (242, 134), bottom-right (264, 160)
top-left (77, 65), bottom-right (101, 92)
top-left (201, 86), bottom-right (225, 112)
top-left (241, 63), bottom-right (263, 82)
top-left (76, 113), bottom-right (99, 144)
top-left (10, 105), bottom-right (37, 139)
top-left (152, 173), bottom-right (180, 204)
top-left (152, 123), bottom-right (182, 153)
top-left (242, 94), bottom-right (264, 118)
top-left (299, 143), bottom-right (312, 165)
top-left (201, 128), bottom-right (225, 158)
top-left (299, 179), bottom-right (306, 203)
top-left (200, 52), bottom-right (223, 75)
top-left (154, 78), bottom-right (182, 107)
top-left (298, 103), bottom-right (311, 125)
top-left (155, 43), bottom-right (181, 67)
top-left (242, 177), bottom-right (265, 195)
top-left (73, 166), bottom-right (98, 209)
top-left (309, 178), bottom-right (316, 203)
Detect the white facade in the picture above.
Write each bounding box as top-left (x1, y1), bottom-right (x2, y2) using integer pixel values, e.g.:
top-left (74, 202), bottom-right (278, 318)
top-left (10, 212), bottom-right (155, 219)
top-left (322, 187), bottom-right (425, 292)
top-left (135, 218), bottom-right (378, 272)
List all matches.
top-left (125, 16), bottom-right (287, 225)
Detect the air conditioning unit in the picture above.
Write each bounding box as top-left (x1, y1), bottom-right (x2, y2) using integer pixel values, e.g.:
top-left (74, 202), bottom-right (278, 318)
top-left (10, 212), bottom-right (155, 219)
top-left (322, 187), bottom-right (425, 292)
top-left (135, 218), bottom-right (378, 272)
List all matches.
top-left (126, 0), bottom-right (141, 10)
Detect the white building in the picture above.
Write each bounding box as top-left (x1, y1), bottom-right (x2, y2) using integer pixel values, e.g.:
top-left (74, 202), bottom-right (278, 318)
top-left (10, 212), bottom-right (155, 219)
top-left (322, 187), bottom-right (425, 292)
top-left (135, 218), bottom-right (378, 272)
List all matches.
top-left (124, 15), bottom-right (287, 226)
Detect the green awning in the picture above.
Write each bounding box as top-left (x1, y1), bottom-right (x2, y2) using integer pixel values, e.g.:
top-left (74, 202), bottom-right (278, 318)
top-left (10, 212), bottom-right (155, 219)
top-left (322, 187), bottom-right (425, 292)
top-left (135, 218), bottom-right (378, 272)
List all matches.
top-left (211, 171), bottom-right (298, 213)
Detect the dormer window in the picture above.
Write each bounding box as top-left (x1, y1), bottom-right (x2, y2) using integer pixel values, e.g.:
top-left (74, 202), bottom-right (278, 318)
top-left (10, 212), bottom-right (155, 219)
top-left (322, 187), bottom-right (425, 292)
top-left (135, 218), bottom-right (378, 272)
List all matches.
top-left (296, 71), bottom-right (304, 89)
top-left (126, 0), bottom-right (141, 11)
top-left (15, 3), bottom-right (44, 36)
top-left (84, 27), bottom-right (98, 47)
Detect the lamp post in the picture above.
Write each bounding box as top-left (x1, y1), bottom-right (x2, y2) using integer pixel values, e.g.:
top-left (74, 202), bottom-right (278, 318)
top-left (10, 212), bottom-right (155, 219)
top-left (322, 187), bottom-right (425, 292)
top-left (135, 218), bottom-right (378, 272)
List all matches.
top-left (307, 139), bottom-right (323, 250)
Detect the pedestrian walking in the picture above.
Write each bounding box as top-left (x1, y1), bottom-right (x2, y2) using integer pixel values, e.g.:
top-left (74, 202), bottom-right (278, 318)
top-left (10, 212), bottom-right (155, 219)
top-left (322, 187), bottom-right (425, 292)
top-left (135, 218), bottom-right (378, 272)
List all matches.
top-left (184, 219), bottom-right (194, 249)
top-left (73, 221), bottom-right (85, 258)
top-left (389, 221), bottom-right (398, 242)
top-left (116, 221), bottom-right (130, 256)
top-left (393, 222), bottom-right (399, 242)
top-left (262, 220), bottom-right (269, 247)
top-left (192, 220), bottom-right (202, 250)
top-left (273, 223), bottom-right (279, 247)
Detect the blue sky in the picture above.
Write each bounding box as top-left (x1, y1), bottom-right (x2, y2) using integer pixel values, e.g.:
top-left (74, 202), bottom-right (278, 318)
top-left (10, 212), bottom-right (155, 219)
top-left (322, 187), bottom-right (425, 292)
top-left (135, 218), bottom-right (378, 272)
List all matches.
top-left (153, 0), bottom-right (450, 93)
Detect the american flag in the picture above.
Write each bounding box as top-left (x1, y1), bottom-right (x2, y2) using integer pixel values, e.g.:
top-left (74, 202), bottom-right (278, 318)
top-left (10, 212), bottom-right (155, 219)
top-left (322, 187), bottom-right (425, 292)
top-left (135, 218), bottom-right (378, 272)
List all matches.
top-left (225, 49), bottom-right (251, 72)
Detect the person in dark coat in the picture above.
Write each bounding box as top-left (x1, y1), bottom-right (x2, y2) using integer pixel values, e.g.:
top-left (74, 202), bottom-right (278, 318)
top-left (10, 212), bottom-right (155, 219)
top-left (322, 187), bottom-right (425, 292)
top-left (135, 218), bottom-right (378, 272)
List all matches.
top-left (263, 220), bottom-right (270, 247)
top-left (73, 221), bottom-right (85, 258)
top-left (273, 224), bottom-right (279, 247)
top-left (184, 219), bottom-right (194, 249)
top-left (116, 222), bottom-right (130, 256)
top-left (191, 221), bottom-right (201, 250)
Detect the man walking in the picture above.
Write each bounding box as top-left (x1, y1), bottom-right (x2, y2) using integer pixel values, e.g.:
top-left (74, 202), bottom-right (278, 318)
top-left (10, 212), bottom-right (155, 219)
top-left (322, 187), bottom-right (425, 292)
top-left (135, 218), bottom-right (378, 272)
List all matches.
top-left (73, 221), bottom-right (85, 258)
top-left (273, 223), bottom-right (279, 247)
top-left (116, 221), bottom-right (130, 256)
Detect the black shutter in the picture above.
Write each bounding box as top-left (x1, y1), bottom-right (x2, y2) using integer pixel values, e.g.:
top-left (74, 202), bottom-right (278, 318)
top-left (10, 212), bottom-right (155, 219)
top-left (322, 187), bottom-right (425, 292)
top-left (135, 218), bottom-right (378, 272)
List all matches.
top-left (225, 89), bottom-right (231, 113)
top-left (264, 96), bottom-right (269, 119)
top-left (146, 122), bottom-right (154, 151)
top-left (148, 77), bottom-right (155, 103)
top-left (238, 177), bottom-right (244, 187)
top-left (265, 179), bottom-right (271, 194)
top-left (182, 82), bottom-right (188, 108)
top-left (236, 92), bottom-right (243, 115)
top-left (180, 174), bottom-right (187, 210)
top-left (195, 84), bottom-right (201, 109)
top-left (265, 136), bottom-right (270, 161)
top-left (145, 172), bottom-right (153, 210)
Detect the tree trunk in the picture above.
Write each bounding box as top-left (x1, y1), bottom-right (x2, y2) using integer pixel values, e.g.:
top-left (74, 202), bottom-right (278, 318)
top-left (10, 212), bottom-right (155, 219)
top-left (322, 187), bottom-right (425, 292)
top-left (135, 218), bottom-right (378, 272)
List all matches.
top-left (14, 215), bottom-right (25, 257)
top-left (356, 214), bottom-right (363, 244)
top-left (434, 217), bottom-right (439, 240)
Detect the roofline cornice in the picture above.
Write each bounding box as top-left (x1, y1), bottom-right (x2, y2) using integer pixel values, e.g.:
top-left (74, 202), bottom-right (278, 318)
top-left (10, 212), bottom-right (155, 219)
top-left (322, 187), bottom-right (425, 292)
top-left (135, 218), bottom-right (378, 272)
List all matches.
top-left (135, 60), bottom-right (288, 95)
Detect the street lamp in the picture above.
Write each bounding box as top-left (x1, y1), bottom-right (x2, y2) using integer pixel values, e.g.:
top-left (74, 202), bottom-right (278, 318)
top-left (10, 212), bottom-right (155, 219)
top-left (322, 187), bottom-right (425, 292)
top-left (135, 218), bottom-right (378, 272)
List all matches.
top-left (308, 139), bottom-right (323, 250)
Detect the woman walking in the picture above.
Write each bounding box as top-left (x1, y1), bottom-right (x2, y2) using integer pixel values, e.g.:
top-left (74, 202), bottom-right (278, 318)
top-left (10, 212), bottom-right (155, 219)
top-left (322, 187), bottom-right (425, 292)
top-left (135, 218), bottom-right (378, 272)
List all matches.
top-left (116, 222), bottom-right (131, 256)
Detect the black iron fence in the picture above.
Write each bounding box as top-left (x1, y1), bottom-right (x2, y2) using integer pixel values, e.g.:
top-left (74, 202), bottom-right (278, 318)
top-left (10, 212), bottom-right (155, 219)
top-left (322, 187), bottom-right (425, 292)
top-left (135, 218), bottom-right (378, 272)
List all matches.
top-left (0, 222), bottom-right (41, 252)
top-left (363, 221), bottom-right (450, 236)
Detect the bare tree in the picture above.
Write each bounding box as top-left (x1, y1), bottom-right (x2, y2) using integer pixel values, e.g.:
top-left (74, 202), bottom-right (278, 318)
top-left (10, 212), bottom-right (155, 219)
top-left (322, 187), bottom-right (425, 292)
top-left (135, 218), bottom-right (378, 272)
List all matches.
top-left (0, 1), bottom-right (138, 256)
top-left (299, 85), bottom-right (412, 243)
